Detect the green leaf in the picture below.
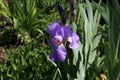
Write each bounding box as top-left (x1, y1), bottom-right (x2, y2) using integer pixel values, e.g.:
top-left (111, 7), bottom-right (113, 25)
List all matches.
top-left (71, 22), bottom-right (77, 33)
top-left (112, 61), bottom-right (120, 80)
top-left (0, 11), bottom-right (12, 22)
top-left (10, 61), bottom-right (17, 71)
top-left (0, 0), bottom-right (8, 12)
top-left (21, 56), bottom-right (26, 66)
top-left (53, 68), bottom-right (58, 80)
top-left (36, 29), bottom-right (44, 36)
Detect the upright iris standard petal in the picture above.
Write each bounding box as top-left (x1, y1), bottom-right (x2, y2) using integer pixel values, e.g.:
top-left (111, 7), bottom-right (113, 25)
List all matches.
top-left (49, 44), bottom-right (66, 62)
top-left (46, 20), bottom-right (61, 36)
top-left (63, 25), bottom-right (73, 39)
top-left (68, 33), bottom-right (80, 49)
top-left (55, 24), bottom-right (72, 41)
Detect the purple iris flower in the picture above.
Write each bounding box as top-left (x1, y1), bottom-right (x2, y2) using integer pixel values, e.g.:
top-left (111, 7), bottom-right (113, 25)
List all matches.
top-left (46, 20), bottom-right (80, 62)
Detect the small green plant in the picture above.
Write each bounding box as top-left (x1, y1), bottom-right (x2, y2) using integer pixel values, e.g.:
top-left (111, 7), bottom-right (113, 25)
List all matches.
top-left (94, 0), bottom-right (120, 79)
top-left (0, 40), bottom-right (54, 80)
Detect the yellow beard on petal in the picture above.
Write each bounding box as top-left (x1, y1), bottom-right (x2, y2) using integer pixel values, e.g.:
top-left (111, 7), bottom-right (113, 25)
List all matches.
top-left (54, 38), bottom-right (61, 46)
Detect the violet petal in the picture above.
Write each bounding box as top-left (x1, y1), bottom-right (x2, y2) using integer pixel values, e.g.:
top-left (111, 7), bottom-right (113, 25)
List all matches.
top-left (49, 44), bottom-right (66, 62)
top-left (46, 20), bottom-right (60, 36)
top-left (68, 33), bottom-right (80, 49)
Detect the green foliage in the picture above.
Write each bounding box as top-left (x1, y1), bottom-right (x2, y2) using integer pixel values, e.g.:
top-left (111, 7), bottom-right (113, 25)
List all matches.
top-left (0, 0), bottom-right (60, 43)
top-left (74, 0), bottom-right (103, 79)
top-left (13, 0), bottom-right (42, 42)
top-left (0, 0), bottom-right (12, 23)
top-left (0, 0), bottom-right (120, 80)
top-left (0, 0), bottom-right (67, 80)
top-left (0, 28), bottom-right (15, 45)
top-left (94, 0), bottom-right (120, 79)
top-left (0, 40), bottom-right (54, 80)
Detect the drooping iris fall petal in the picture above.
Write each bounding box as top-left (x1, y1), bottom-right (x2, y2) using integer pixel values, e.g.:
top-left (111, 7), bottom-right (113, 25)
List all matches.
top-left (68, 33), bottom-right (79, 49)
top-left (69, 41), bottom-right (79, 49)
top-left (49, 44), bottom-right (66, 62)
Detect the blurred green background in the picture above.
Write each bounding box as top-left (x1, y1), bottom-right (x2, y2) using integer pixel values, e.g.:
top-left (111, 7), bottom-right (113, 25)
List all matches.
top-left (0, 0), bottom-right (120, 80)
